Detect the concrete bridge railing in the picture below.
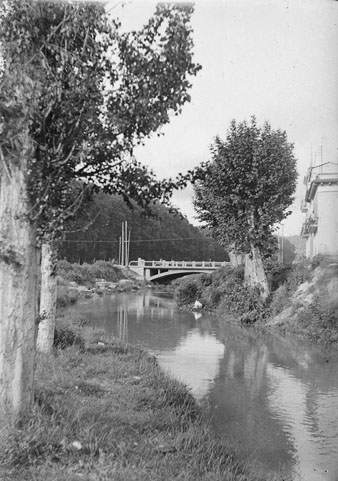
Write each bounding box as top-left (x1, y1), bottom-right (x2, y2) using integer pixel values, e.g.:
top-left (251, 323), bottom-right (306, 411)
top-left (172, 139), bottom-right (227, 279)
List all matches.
top-left (129, 259), bottom-right (228, 269)
top-left (128, 258), bottom-right (231, 281)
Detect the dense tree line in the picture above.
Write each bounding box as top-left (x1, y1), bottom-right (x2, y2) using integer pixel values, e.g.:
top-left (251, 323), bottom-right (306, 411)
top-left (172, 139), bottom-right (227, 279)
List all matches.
top-left (59, 192), bottom-right (229, 263)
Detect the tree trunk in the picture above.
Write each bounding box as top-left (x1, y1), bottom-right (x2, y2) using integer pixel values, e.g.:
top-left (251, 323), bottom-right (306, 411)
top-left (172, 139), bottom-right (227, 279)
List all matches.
top-left (244, 245), bottom-right (270, 301)
top-left (36, 243), bottom-right (57, 353)
top-left (228, 250), bottom-right (245, 268)
top-left (0, 159), bottom-right (38, 425)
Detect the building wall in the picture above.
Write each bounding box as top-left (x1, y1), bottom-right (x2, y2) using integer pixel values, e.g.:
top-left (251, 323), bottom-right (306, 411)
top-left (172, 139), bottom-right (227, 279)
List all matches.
top-left (302, 162), bottom-right (338, 259)
top-left (315, 188), bottom-right (338, 257)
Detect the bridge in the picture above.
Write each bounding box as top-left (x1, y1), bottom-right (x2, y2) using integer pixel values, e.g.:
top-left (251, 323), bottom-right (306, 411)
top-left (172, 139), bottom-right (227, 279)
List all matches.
top-left (128, 258), bottom-right (231, 283)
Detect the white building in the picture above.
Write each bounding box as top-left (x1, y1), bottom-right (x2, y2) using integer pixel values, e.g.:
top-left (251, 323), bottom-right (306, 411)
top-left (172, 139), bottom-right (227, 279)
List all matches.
top-left (301, 162), bottom-right (338, 259)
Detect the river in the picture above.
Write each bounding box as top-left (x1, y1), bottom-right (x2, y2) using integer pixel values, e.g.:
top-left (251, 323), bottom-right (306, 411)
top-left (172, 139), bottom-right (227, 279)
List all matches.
top-left (67, 290), bottom-right (338, 481)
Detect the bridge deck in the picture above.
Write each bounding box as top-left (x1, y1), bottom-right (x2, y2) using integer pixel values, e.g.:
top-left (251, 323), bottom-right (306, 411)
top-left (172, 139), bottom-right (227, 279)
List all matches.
top-left (129, 260), bottom-right (229, 270)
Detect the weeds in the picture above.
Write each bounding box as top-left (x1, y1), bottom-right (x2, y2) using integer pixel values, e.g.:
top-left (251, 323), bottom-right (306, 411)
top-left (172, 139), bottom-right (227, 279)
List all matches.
top-left (54, 325), bottom-right (85, 350)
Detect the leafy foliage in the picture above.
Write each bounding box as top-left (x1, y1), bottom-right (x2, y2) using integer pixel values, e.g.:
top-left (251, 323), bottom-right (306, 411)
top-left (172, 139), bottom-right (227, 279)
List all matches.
top-left (175, 267), bottom-right (265, 318)
top-left (0, 1), bottom-right (201, 243)
top-left (175, 273), bottom-right (212, 306)
top-left (194, 117), bottom-right (298, 256)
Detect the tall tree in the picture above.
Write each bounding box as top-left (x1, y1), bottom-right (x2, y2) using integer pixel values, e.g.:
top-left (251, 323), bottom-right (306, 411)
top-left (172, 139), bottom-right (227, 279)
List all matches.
top-left (194, 117), bottom-right (297, 299)
top-left (0, 0), bottom-right (200, 422)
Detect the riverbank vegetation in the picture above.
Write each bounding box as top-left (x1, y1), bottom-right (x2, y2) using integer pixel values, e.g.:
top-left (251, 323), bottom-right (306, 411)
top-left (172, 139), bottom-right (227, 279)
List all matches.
top-left (175, 266), bottom-right (267, 319)
top-left (0, 319), bottom-right (266, 481)
top-left (57, 259), bottom-right (129, 286)
top-left (56, 260), bottom-right (143, 308)
top-left (175, 257), bottom-right (338, 345)
top-left (268, 257), bottom-right (338, 344)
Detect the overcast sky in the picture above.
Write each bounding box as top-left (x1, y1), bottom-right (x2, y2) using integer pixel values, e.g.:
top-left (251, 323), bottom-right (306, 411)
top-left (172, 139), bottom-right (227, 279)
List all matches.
top-left (114, 0), bottom-right (338, 236)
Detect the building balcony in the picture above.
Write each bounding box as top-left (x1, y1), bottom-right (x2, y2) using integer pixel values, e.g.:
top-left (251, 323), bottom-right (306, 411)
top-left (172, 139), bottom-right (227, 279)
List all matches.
top-left (301, 215), bottom-right (318, 237)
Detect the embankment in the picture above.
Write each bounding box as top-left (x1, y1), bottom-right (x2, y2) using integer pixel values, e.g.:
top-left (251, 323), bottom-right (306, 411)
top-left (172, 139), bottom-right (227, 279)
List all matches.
top-left (267, 260), bottom-right (338, 344)
top-left (56, 259), bottom-right (146, 307)
top-left (175, 259), bottom-right (338, 346)
top-left (1, 320), bottom-right (266, 481)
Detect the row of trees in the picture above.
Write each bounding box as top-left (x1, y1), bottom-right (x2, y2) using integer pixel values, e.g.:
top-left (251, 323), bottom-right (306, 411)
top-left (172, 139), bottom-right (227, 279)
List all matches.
top-left (59, 193), bottom-right (229, 263)
top-left (0, 0), bottom-right (298, 434)
top-left (0, 1), bottom-right (201, 427)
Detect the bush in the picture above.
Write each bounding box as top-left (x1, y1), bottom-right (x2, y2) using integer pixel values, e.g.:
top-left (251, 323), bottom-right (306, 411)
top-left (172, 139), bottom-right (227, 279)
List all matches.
top-left (175, 274), bottom-right (209, 306)
top-left (54, 326), bottom-right (85, 350)
top-left (295, 296), bottom-right (338, 343)
top-left (265, 261), bottom-right (292, 292)
top-left (56, 285), bottom-right (79, 308)
top-left (57, 259), bottom-right (123, 285)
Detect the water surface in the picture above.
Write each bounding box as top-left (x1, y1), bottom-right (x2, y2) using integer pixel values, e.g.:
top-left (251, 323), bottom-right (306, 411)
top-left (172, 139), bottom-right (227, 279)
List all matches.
top-left (68, 291), bottom-right (338, 481)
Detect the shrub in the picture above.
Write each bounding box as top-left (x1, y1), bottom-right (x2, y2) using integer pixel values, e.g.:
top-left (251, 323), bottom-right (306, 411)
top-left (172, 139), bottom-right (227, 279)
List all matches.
top-left (264, 261), bottom-right (292, 292)
top-left (295, 296), bottom-right (338, 343)
top-left (86, 260), bottom-right (123, 282)
top-left (56, 286), bottom-right (79, 308)
top-left (175, 275), bottom-right (204, 306)
top-left (54, 326), bottom-right (85, 350)
top-left (57, 259), bottom-right (123, 285)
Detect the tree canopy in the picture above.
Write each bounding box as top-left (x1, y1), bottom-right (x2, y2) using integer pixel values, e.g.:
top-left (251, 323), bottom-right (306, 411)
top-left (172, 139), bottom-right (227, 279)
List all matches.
top-left (0, 0), bottom-right (202, 421)
top-left (194, 117), bottom-right (298, 257)
top-left (0, 0), bottom-right (201, 242)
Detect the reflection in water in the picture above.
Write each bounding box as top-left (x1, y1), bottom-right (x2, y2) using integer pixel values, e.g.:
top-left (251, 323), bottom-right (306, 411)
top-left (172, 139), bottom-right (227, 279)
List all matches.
top-left (117, 306), bottom-right (128, 343)
top-left (69, 291), bottom-right (338, 481)
top-left (159, 329), bottom-right (224, 400)
top-left (267, 365), bottom-right (338, 481)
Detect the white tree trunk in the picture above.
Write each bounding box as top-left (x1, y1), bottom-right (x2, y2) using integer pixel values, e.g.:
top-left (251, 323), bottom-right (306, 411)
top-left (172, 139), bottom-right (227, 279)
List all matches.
top-left (244, 245), bottom-right (270, 301)
top-left (36, 243), bottom-right (57, 353)
top-left (0, 159), bottom-right (38, 425)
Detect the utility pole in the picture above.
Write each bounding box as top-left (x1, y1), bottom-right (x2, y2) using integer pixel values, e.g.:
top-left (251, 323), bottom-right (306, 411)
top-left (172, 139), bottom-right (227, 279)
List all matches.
top-left (119, 221), bottom-right (130, 266)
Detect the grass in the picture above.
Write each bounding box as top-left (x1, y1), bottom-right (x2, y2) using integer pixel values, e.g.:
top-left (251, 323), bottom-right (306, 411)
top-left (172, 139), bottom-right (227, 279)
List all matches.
top-left (0, 318), bottom-right (270, 481)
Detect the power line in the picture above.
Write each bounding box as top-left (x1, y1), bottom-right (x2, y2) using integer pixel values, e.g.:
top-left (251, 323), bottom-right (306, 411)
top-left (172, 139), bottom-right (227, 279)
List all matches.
top-left (61, 236), bottom-right (215, 244)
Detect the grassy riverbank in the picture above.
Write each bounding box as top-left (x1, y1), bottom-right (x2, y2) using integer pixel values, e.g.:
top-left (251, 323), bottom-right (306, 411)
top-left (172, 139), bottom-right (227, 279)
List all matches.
top-left (1, 317), bottom-right (267, 481)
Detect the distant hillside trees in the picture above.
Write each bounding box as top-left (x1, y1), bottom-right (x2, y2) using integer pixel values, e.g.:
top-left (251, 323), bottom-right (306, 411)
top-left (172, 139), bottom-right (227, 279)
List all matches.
top-left (59, 193), bottom-right (229, 263)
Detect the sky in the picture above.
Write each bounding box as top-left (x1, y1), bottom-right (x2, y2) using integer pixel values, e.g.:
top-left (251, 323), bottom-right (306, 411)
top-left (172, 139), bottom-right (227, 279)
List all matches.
top-left (114, 0), bottom-right (338, 235)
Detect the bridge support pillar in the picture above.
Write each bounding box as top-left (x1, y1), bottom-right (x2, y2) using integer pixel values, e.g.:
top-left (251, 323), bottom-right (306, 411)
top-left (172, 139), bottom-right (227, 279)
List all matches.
top-left (144, 268), bottom-right (151, 280)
